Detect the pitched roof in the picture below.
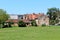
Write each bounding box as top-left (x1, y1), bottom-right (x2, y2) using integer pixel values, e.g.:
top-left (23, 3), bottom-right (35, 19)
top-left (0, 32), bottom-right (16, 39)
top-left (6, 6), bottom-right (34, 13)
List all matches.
top-left (6, 19), bottom-right (18, 23)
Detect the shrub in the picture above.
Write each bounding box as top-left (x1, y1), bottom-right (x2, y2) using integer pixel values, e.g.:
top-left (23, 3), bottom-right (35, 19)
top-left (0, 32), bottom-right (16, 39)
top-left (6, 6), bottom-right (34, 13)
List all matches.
top-left (50, 20), bottom-right (59, 25)
top-left (31, 20), bottom-right (37, 26)
top-left (0, 22), bottom-right (4, 28)
top-left (0, 24), bottom-right (3, 28)
top-left (42, 24), bottom-right (46, 27)
top-left (18, 21), bottom-right (26, 27)
top-left (8, 22), bottom-right (12, 27)
top-left (3, 22), bottom-right (12, 28)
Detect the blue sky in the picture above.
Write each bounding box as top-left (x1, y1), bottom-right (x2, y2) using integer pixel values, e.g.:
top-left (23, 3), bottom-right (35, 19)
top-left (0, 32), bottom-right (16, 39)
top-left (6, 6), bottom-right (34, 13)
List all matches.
top-left (0, 0), bottom-right (60, 14)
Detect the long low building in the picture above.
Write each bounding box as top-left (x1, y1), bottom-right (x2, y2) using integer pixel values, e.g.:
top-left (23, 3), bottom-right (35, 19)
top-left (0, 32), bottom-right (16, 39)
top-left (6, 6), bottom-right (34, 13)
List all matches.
top-left (7, 13), bottom-right (49, 26)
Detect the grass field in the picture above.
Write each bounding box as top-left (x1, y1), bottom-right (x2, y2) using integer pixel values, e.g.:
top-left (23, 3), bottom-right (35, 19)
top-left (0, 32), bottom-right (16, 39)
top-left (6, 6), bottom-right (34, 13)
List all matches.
top-left (0, 26), bottom-right (60, 40)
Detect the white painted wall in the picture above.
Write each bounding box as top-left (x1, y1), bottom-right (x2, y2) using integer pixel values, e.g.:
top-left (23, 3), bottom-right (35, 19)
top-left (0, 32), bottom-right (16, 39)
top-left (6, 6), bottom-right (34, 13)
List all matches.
top-left (9, 14), bottom-right (18, 19)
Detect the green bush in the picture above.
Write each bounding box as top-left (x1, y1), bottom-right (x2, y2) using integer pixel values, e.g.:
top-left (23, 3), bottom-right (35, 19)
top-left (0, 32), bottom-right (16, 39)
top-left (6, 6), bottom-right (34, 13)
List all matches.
top-left (42, 24), bottom-right (46, 27)
top-left (0, 24), bottom-right (3, 28)
top-left (18, 21), bottom-right (26, 27)
top-left (31, 20), bottom-right (37, 26)
top-left (50, 20), bottom-right (59, 25)
top-left (0, 22), bottom-right (4, 28)
top-left (2, 22), bottom-right (12, 28)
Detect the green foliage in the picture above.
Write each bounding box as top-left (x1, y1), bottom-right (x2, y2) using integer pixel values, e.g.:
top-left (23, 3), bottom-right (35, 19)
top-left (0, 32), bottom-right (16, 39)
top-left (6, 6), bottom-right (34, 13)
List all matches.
top-left (0, 24), bottom-right (3, 28)
top-left (49, 19), bottom-right (59, 25)
top-left (0, 9), bottom-right (9, 22)
top-left (47, 7), bottom-right (60, 25)
top-left (31, 20), bottom-right (37, 26)
top-left (50, 20), bottom-right (55, 25)
top-left (0, 9), bottom-right (9, 28)
top-left (18, 21), bottom-right (26, 27)
top-left (2, 22), bottom-right (12, 28)
top-left (42, 24), bottom-right (46, 27)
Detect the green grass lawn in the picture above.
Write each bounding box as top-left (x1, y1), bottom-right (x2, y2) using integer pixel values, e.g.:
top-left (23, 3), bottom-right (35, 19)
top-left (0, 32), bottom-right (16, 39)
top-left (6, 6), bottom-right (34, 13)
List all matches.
top-left (0, 26), bottom-right (60, 40)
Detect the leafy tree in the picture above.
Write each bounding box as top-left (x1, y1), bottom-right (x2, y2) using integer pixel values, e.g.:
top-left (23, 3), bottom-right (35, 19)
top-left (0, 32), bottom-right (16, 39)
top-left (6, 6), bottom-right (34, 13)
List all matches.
top-left (47, 7), bottom-right (60, 25)
top-left (0, 9), bottom-right (9, 28)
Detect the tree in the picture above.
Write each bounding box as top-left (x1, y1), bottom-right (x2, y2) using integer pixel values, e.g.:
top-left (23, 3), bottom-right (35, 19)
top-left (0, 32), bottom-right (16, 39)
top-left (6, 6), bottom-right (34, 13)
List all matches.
top-left (47, 7), bottom-right (60, 25)
top-left (0, 9), bottom-right (9, 28)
